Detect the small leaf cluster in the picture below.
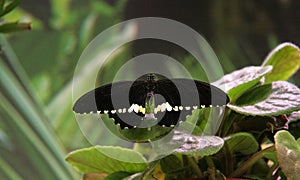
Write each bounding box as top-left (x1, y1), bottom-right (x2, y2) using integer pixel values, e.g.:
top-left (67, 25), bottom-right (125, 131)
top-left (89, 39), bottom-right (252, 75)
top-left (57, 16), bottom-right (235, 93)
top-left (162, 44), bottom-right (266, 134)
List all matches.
top-left (66, 42), bottom-right (300, 179)
top-left (0, 0), bottom-right (31, 33)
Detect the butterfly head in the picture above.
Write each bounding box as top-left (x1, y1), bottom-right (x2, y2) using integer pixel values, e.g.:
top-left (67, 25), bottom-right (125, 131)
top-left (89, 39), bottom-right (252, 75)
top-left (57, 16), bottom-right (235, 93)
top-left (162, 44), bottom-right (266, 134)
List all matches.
top-left (146, 73), bottom-right (157, 91)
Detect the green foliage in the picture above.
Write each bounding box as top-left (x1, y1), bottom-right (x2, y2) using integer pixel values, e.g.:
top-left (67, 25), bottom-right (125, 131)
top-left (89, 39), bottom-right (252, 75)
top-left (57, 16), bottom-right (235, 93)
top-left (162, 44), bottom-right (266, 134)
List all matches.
top-left (173, 133), bottom-right (224, 156)
top-left (228, 81), bottom-right (300, 116)
top-left (0, 0), bottom-right (127, 179)
top-left (224, 132), bottom-right (258, 155)
top-left (0, 56), bottom-right (77, 179)
top-left (262, 42), bottom-right (300, 83)
top-left (66, 42), bottom-right (300, 179)
top-left (2, 1), bottom-right (300, 179)
top-left (212, 66), bottom-right (273, 102)
top-left (65, 146), bottom-right (148, 174)
top-left (0, 0), bottom-right (30, 33)
top-left (275, 130), bottom-right (300, 179)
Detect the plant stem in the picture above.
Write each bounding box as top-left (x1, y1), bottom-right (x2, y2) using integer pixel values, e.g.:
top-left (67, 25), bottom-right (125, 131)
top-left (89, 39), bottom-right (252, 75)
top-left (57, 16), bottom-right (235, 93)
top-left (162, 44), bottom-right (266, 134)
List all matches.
top-left (140, 160), bottom-right (157, 180)
top-left (217, 107), bottom-right (233, 137)
top-left (187, 156), bottom-right (203, 177)
top-left (205, 156), bottom-right (215, 168)
top-left (229, 145), bottom-right (275, 177)
top-left (222, 143), bottom-right (233, 175)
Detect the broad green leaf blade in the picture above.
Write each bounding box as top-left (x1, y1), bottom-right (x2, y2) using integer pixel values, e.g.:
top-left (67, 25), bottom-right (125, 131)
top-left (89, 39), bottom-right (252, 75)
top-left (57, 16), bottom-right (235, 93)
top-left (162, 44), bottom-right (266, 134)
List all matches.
top-left (212, 66), bottom-right (272, 102)
top-left (225, 132), bottom-right (259, 155)
top-left (66, 146), bottom-right (147, 174)
top-left (173, 131), bottom-right (224, 156)
top-left (228, 81), bottom-right (300, 116)
top-left (262, 42), bottom-right (300, 83)
top-left (274, 130), bottom-right (300, 179)
top-left (160, 155), bottom-right (183, 173)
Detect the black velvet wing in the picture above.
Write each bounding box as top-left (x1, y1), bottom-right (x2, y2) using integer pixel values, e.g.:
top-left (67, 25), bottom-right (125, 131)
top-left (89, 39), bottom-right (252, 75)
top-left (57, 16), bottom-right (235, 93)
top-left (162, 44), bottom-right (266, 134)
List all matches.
top-left (73, 80), bottom-right (149, 128)
top-left (73, 74), bottom-right (229, 128)
top-left (154, 78), bottom-right (229, 126)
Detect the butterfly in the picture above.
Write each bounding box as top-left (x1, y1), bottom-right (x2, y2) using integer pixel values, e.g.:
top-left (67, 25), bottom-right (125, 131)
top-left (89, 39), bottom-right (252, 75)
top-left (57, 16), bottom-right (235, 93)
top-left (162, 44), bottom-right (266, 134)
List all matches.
top-left (73, 73), bottom-right (229, 129)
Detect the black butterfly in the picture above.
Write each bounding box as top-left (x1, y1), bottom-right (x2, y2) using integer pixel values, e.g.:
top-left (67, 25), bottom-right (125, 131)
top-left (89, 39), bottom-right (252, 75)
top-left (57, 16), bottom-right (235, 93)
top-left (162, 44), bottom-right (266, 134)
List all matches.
top-left (73, 73), bottom-right (229, 129)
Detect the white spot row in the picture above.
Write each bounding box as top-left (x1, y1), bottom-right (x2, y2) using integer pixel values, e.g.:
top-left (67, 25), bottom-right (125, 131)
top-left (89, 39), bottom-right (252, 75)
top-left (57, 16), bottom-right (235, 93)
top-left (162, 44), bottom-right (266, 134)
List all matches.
top-left (80, 103), bottom-right (224, 115)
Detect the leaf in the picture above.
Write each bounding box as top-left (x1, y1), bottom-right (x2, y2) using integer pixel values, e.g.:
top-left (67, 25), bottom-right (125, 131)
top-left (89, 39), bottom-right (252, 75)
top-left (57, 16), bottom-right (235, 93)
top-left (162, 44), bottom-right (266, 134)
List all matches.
top-left (0, 129), bottom-right (12, 150)
top-left (289, 110), bottom-right (300, 122)
top-left (274, 130), bottom-right (300, 179)
top-left (0, 59), bottom-right (77, 179)
top-left (224, 132), bottom-right (259, 155)
top-left (0, 156), bottom-right (22, 180)
top-left (228, 81), bottom-right (300, 116)
top-left (10, 31), bottom-right (68, 77)
top-left (173, 131), bottom-right (224, 156)
top-left (212, 66), bottom-right (272, 102)
top-left (262, 42), bottom-right (300, 83)
top-left (160, 155), bottom-right (182, 173)
top-left (0, 0), bottom-right (20, 17)
top-left (263, 151), bottom-right (278, 166)
top-left (65, 146), bottom-right (147, 174)
top-left (0, 22), bottom-right (31, 33)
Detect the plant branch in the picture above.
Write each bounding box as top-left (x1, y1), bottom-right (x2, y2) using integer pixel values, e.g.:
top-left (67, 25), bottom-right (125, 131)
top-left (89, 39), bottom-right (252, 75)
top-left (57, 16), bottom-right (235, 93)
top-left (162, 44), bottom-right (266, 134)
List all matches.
top-left (229, 145), bottom-right (275, 177)
top-left (188, 156), bottom-right (203, 177)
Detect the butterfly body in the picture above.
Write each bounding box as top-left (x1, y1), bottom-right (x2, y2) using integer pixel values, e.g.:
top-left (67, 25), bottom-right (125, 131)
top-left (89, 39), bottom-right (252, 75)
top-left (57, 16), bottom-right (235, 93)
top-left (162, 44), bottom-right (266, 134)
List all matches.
top-left (73, 73), bottom-right (229, 128)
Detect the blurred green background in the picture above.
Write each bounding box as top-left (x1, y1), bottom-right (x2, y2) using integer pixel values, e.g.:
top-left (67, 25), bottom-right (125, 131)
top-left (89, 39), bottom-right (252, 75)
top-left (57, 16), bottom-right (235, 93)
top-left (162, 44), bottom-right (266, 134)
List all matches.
top-left (1, 0), bottom-right (300, 179)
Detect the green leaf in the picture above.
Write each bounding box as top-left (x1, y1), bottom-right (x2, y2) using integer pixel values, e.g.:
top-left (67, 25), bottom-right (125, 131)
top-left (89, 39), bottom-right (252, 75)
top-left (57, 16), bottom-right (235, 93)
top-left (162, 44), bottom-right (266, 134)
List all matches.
top-left (225, 132), bottom-right (259, 155)
top-left (173, 131), bottom-right (224, 156)
top-left (10, 31), bottom-right (68, 77)
top-left (262, 42), bottom-right (300, 83)
top-left (0, 0), bottom-right (5, 13)
top-left (66, 146), bottom-right (147, 174)
top-left (0, 59), bottom-right (77, 179)
top-left (0, 156), bottom-right (22, 180)
top-left (0, 129), bottom-right (12, 150)
top-left (160, 155), bottom-right (183, 173)
top-left (212, 66), bottom-right (272, 102)
top-left (228, 81), bottom-right (300, 116)
top-left (0, 0), bottom-right (20, 17)
top-left (263, 151), bottom-right (278, 166)
top-left (0, 22), bottom-right (31, 33)
top-left (274, 130), bottom-right (300, 179)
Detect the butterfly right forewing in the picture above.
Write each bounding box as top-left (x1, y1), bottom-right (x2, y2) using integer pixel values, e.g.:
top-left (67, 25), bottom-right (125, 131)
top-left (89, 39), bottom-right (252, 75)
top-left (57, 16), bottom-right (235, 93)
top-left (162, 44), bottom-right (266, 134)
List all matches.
top-left (153, 78), bottom-right (229, 127)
